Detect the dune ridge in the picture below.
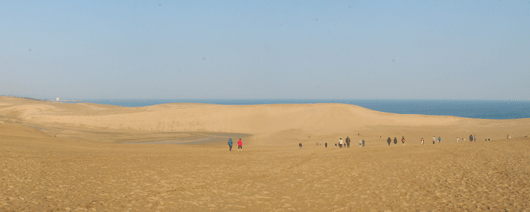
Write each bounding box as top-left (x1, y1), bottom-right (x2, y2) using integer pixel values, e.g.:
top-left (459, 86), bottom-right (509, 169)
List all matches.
top-left (2, 96), bottom-right (525, 135)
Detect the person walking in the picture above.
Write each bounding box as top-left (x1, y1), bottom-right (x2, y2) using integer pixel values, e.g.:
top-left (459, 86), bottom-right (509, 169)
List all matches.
top-left (393, 137), bottom-right (397, 145)
top-left (346, 136), bottom-right (351, 148)
top-left (387, 137), bottom-right (392, 146)
top-left (237, 138), bottom-right (243, 151)
top-left (325, 143), bottom-right (328, 148)
top-left (339, 138), bottom-right (343, 148)
top-left (421, 138), bottom-right (424, 145)
top-left (456, 137), bottom-right (459, 143)
top-left (362, 139), bottom-right (365, 147)
top-left (469, 135), bottom-right (473, 142)
top-left (299, 143), bottom-right (303, 149)
top-left (432, 136), bottom-right (436, 144)
top-left (438, 136), bottom-right (441, 143)
top-left (401, 136), bottom-right (406, 145)
top-left (228, 138), bottom-right (233, 151)
top-left (359, 140), bottom-right (362, 147)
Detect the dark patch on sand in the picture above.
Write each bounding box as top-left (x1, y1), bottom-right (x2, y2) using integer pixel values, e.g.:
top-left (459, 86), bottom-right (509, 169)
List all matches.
top-left (120, 132), bottom-right (251, 145)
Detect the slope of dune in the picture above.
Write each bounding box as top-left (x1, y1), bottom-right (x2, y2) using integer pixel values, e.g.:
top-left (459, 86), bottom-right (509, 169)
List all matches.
top-left (2, 96), bottom-right (530, 211)
top-left (2, 96), bottom-right (529, 144)
top-left (3, 96), bottom-right (526, 135)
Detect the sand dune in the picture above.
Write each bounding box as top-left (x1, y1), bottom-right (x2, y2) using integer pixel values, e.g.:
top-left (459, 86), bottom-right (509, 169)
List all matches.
top-left (1, 96), bottom-right (529, 211)
top-left (2, 96), bottom-right (526, 139)
top-left (0, 97), bottom-right (464, 132)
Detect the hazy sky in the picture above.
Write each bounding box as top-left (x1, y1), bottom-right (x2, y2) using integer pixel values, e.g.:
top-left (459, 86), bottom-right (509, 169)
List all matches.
top-left (1, 1), bottom-right (529, 100)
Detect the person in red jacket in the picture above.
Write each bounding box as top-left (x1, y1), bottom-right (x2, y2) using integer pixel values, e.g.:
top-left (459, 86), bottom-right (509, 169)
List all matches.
top-left (238, 138), bottom-right (243, 151)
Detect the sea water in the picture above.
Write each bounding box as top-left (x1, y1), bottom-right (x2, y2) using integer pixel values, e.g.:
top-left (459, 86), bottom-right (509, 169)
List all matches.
top-left (67, 99), bottom-right (530, 120)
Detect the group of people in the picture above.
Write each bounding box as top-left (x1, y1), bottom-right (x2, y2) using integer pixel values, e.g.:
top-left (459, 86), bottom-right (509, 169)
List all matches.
top-left (228, 132), bottom-right (500, 151)
top-left (310, 136), bottom-right (365, 149)
top-left (337, 137), bottom-right (363, 148)
top-left (386, 136), bottom-right (406, 146)
top-left (331, 137), bottom-right (365, 148)
top-left (389, 136), bottom-right (441, 145)
top-left (227, 138), bottom-right (243, 151)
top-left (229, 133), bottom-right (494, 151)
top-left (456, 135), bottom-right (482, 142)
top-left (428, 136), bottom-right (441, 144)
top-left (358, 139), bottom-right (365, 147)
top-left (386, 134), bottom-right (489, 145)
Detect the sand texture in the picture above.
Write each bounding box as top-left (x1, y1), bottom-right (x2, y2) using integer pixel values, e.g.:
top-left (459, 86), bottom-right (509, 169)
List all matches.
top-left (1, 96), bottom-right (529, 211)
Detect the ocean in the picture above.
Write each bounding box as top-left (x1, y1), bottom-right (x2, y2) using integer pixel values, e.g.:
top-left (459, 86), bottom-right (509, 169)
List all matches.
top-left (67, 99), bottom-right (530, 120)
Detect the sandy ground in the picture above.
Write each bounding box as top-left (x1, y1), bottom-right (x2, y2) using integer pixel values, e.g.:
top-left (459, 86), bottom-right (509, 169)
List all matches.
top-left (1, 96), bottom-right (529, 211)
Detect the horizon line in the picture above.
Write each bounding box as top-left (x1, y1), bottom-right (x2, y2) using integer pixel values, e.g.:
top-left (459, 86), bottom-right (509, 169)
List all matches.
top-left (2, 96), bottom-right (530, 102)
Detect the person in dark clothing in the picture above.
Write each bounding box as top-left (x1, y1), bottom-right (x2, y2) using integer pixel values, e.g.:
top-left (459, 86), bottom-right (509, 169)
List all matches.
top-left (299, 143), bottom-right (302, 149)
top-left (228, 138), bottom-right (233, 151)
top-left (325, 143), bottom-right (328, 148)
top-left (469, 134), bottom-right (473, 142)
top-left (387, 137), bottom-right (392, 146)
top-left (362, 139), bottom-right (365, 147)
top-left (393, 137), bottom-right (398, 145)
top-left (401, 136), bottom-right (406, 145)
top-left (346, 136), bottom-right (351, 148)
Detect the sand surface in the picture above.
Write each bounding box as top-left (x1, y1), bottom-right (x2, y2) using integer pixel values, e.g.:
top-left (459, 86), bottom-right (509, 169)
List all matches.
top-left (1, 96), bottom-right (529, 211)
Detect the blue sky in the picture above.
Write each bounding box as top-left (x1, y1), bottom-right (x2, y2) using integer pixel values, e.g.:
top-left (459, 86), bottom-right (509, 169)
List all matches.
top-left (1, 1), bottom-right (529, 100)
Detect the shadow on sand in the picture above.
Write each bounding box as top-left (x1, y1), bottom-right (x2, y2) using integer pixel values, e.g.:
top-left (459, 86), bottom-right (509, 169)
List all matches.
top-left (120, 132), bottom-right (251, 145)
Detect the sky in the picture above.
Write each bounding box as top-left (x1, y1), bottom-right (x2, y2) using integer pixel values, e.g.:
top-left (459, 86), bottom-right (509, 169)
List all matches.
top-left (1, 1), bottom-right (530, 100)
